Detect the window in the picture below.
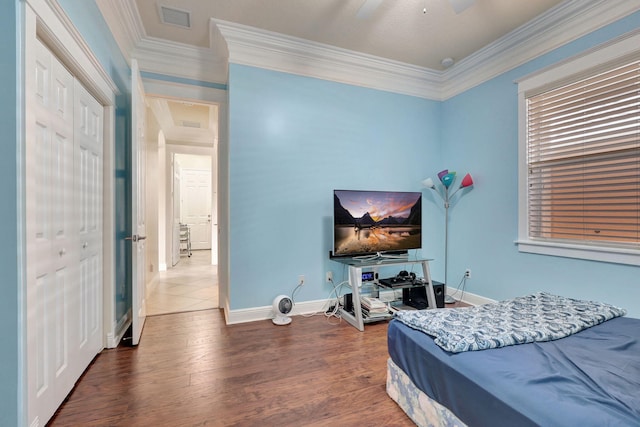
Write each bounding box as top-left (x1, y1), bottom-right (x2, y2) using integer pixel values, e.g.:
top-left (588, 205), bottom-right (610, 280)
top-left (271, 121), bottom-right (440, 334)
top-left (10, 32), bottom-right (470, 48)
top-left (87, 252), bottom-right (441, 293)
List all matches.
top-left (517, 33), bottom-right (640, 265)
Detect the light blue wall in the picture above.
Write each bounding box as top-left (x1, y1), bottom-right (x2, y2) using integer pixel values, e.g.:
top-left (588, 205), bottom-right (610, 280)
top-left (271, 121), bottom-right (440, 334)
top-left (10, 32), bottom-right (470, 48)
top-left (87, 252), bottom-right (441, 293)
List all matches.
top-left (227, 64), bottom-right (442, 309)
top-left (4, 4), bottom-right (639, 422)
top-left (440, 11), bottom-right (640, 318)
top-left (140, 71), bottom-right (227, 90)
top-left (2, 2), bottom-right (20, 424)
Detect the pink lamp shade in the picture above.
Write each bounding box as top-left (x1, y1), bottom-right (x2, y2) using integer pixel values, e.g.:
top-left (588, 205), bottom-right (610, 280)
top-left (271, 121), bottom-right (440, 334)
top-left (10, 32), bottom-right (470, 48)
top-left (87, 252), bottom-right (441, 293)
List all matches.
top-left (460, 173), bottom-right (474, 188)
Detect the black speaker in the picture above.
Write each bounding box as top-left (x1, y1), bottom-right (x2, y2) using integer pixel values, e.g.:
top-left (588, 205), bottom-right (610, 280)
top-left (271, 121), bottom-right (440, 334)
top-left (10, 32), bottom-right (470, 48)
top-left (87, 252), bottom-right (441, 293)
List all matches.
top-left (432, 281), bottom-right (445, 308)
top-left (402, 281), bottom-right (445, 309)
top-left (343, 293), bottom-right (353, 313)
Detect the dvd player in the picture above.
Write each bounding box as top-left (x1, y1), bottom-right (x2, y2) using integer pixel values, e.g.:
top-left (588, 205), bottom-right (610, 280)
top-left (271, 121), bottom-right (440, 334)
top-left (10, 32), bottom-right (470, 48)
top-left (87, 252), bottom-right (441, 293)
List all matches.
top-left (379, 277), bottom-right (414, 288)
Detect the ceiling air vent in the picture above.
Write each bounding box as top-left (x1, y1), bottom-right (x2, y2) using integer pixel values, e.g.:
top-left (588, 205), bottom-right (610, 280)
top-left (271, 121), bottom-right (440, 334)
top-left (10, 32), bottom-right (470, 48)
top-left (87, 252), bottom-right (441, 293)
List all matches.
top-left (182, 120), bottom-right (201, 128)
top-left (159, 5), bottom-right (191, 29)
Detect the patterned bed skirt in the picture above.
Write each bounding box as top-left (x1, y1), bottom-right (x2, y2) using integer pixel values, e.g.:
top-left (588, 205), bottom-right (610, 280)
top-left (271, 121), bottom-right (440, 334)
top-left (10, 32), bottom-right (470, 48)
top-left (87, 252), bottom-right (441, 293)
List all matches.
top-left (386, 358), bottom-right (467, 427)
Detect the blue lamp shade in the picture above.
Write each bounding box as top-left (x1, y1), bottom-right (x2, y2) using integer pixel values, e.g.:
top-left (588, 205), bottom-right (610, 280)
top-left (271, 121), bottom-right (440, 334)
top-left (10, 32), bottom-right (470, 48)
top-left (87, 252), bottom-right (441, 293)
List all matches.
top-left (441, 172), bottom-right (456, 188)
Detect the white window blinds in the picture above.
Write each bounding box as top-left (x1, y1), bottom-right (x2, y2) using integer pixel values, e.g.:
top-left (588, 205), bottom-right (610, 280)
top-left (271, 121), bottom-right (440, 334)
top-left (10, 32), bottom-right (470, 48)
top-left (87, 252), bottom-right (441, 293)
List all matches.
top-left (526, 57), bottom-right (640, 247)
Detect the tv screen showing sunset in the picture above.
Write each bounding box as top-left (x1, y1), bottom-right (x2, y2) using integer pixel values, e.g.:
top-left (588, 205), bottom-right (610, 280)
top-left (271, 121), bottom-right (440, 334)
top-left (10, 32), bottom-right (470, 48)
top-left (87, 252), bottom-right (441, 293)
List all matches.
top-left (333, 190), bottom-right (422, 256)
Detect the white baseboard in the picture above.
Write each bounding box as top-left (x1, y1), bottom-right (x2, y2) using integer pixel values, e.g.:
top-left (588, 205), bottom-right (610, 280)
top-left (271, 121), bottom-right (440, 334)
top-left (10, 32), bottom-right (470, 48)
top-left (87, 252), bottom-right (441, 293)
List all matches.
top-left (224, 292), bottom-right (493, 325)
top-left (226, 298), bottom-right (331, 325)
top-left (106, 313), bottom-right (131, 348)
top-left (146, 275), bottom-right (159, 295)
top-left (450, 289), bottom-right (495, 306)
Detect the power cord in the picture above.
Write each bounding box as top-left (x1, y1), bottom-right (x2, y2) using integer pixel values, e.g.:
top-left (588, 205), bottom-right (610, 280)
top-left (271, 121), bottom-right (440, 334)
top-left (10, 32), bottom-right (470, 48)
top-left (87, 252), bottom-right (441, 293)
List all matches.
top-left (299, 276), bottom-right (348, 324)
top-left (448, 273), bottom-right (468, 303)
top-left (290, 276), bottom-right (304, 305)
top-left (321, 277), bottom-right (350, 324)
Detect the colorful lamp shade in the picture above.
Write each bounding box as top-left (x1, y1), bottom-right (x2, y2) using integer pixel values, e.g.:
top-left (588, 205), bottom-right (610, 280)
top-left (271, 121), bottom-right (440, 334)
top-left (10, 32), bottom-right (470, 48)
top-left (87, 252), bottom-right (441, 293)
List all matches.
top-left (460, 173), bottom-right (474, 188)
top-left (441, 172), bottom-right (456, 188)
top-left (437, 169), bottom-right (449, 182)
top-left (421, 177), bottom-right (435, 189)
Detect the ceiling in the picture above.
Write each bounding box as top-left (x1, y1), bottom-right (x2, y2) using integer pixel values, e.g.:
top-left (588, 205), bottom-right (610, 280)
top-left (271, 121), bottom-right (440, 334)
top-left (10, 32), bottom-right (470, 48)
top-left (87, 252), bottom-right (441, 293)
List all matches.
top-left (99, 1), bottom-right (638, 144)
top-left (146, 96), bottom-right (218, 146)
top-left (133, 0), bottom-right (565, 71)
top-left (121, 0), bottom-right (566, 143)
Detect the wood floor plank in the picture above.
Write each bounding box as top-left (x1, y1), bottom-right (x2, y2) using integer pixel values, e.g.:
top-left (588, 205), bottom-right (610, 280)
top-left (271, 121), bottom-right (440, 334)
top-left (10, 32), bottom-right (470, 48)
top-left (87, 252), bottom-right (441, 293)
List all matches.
top-left (48, 309), bottom-right (415, 427)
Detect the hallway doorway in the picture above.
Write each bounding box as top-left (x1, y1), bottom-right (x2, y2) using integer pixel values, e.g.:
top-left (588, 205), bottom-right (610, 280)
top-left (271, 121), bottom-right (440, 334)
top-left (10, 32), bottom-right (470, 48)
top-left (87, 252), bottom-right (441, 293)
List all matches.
top-left (147, 250), bottom-right (218, 315)
top-left (143, 94), bottom-right (220, 316)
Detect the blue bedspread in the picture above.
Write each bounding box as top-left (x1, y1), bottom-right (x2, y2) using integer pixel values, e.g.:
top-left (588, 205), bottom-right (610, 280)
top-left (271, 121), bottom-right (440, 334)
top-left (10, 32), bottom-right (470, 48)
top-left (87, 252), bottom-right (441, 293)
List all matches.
top-left (388, 316), bottom-right (640, 427)
top-left (394, 292), bottom-right (626, 353)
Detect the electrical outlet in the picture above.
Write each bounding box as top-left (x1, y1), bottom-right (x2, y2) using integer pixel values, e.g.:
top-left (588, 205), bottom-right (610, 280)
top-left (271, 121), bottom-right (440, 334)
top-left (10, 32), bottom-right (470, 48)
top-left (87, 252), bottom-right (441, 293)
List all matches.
top-left (299, 275), bottom-right (305, 285)
top-left (465, 269), bottom-right (471, 278)
top-left (326, 271), bottom-right (333, 283)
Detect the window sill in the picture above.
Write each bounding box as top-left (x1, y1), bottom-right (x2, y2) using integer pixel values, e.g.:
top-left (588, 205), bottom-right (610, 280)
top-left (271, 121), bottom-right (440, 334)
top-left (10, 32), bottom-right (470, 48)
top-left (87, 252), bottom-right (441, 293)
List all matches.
top-left (515, 239), bottom-right (640, 266)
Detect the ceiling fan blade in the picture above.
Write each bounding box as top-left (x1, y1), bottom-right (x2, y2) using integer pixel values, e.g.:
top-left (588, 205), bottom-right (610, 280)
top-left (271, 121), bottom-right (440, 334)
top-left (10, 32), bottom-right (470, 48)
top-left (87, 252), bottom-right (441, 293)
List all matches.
top-left (448, 0), bottom-right (475, 14)
top-left (356, 0), bottom-right (384, 19)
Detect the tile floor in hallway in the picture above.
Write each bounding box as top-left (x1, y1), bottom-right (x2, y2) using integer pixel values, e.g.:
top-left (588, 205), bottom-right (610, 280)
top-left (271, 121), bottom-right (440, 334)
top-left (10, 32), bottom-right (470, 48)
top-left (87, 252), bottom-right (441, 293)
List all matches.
top-left (146, 250), bottom-right (218, 316)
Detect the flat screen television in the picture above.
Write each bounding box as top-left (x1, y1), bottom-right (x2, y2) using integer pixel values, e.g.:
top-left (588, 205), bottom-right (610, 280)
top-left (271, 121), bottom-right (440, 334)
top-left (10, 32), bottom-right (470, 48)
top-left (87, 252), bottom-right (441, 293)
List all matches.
top-left (332, 190), bottom-right (422, 259)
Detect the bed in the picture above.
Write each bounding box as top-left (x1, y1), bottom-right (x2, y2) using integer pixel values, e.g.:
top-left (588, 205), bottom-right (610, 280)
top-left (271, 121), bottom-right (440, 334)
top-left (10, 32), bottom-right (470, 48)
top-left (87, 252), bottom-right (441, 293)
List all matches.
top-left (386, 292), bottom-right (640, 427)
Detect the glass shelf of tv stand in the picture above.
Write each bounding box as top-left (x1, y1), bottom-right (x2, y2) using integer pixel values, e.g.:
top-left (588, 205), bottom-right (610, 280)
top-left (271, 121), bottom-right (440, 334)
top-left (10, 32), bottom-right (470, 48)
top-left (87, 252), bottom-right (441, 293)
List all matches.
top-left (331, 256), bottom-right (432, 268)
top-left (331, 256), bottom-right (437, 331)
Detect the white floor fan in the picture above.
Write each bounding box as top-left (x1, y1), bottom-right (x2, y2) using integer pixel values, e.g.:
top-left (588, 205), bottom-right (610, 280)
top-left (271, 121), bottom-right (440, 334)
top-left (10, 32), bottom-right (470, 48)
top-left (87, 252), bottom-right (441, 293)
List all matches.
top-left (272, 295), bottom-right (294, 325)
top-left (356, 0), bottom-right (475, 19)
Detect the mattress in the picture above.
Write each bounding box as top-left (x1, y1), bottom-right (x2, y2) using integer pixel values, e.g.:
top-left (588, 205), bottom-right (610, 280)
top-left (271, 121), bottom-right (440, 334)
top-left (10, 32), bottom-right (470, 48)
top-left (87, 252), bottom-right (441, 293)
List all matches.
top-left (387, 316), bottom-right (640, 426)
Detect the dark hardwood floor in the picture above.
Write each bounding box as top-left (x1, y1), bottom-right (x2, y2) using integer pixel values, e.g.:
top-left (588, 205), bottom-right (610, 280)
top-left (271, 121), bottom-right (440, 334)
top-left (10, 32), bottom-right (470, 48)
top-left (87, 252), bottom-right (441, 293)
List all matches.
top-left (48, 309), bottom-right (418, 427)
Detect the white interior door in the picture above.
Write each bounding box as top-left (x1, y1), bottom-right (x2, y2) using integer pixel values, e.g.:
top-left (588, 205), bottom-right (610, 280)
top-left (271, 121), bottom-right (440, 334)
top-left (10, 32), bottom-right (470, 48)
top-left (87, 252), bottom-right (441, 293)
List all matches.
top-left (130, 59), bottom-right (147, 345)
top-left (26, 38), bottom-right (103, 425)
top-left (172, 156), bottom-right (181, 265)
top-left (181, 168), bottom-right (212, 250)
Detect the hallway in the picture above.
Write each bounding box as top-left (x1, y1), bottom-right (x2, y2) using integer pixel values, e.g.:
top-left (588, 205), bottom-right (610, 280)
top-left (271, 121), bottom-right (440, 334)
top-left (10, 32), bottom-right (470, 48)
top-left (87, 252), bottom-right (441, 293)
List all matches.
top-left (146, 250), bottom-right (218, 316)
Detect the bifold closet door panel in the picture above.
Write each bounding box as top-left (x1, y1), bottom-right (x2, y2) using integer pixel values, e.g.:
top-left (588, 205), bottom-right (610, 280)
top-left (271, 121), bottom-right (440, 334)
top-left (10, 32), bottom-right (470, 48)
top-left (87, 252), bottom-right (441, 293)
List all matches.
top-left (27, 38), bottom-right (79, 423)
top-left (27, 38), bottom-right (104, 426)
top-left (74, 78), bottom-right (104, 374)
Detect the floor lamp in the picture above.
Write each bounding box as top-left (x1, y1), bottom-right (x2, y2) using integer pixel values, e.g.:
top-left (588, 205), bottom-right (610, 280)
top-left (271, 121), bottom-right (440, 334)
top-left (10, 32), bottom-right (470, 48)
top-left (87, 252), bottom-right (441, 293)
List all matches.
top-left (422, 170), bottom-right (474, 304)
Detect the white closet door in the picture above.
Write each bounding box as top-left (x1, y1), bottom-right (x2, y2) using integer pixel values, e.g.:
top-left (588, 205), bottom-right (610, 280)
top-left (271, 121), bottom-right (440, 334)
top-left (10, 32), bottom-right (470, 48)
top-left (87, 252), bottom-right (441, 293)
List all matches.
top-left (74, 78), bottom-right (104, 373)
top-left (26, 39), bottom-right (103, 426)
top-left (27, 38), bottom-right (77, 425)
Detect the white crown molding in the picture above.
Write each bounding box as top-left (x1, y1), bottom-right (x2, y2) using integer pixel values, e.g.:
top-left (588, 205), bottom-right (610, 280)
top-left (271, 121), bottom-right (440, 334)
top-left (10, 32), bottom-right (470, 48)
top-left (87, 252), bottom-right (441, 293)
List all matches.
top-left (95, 0), bottom-right (144, 64)
top-left (212, 19), bottom-right (443, 100)
top-left (96, 0), bottom-right (640, 100)
top-left (134, 36), bottom-right (228, 83)
top-left (441, 0), bottom-right (640, 99)
top-left (96, 0), bottom-right (228, 84)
